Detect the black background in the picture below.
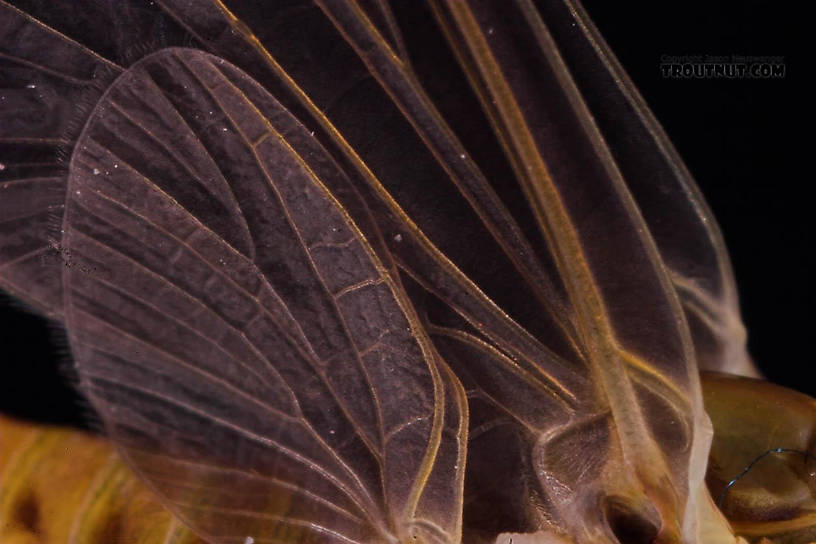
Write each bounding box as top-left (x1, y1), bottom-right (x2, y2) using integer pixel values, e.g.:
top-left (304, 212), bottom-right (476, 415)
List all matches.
top-left (0, 1), bottom-right (804, 430)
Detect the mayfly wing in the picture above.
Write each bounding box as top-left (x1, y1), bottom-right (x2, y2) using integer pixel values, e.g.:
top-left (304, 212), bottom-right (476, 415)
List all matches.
top-left (277, 1), bottom-right (745, 541)
top-left (234, 1), bottom-right (736, 541)
top-left (0, 1), bottom-right (120, 319)
top-left (149, 16), bottom-right (594, 534)
top-left (416, 2), bottom-right (712, 541)
top-left (0, 1), bottom-right (767, 543)
top-left (0, 0), bottom-right (403, 323)
top-left (538, 0), bottom-right (757, 378)
top-left (61, 48), bottom-right (467, 543)
top-left (0, 0), bottom-right (217, 320)
top-left (150, 2), bottom-right (739, 541)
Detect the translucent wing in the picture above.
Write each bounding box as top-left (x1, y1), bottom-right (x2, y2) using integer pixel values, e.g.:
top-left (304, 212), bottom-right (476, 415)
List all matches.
top-left (0, 1), bottom-right (767, 543)
top-left (0, 0), bottom-right (201, 318)
top-left (235, 1), bottom-right (731, 540)
top-left (0, 0), bottom-right (120, 318)
top-left (538, 0), bottom-right (756, 378)
top-left (61, 48), bottom-right (466, 543)
top-left (406, 2), bottom-right (709, 540)
top-left (3, 0), bottom-right (753, 381)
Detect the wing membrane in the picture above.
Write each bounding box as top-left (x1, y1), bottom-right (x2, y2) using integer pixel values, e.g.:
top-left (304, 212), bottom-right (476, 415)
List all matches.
top-left (536, 0), bottom-right (755, 378)
top-left (267, 0), bottom-right (716, 539)
top-left (0, 0), bottom-right (122, 318)
top-left (0, 1), bottom-right (759, 542)
top-left (375, 1), bottom-right (712, 539)
top-left (62, 48), bottom-right (466, 544)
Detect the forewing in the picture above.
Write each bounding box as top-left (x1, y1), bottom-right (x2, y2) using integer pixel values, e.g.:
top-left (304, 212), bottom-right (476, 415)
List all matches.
top-left (0, 1), bottom-right (120, 318)
top-left (62, 48), bottom-right (466, 544)
top-left (239, 1), bottom-right (720, 540)
top-left (537, 0), bottom-right (756, 377)
top-left (147, 2), bottom-right (730, 540)
top-left (1, 1), bottom-right (754, 542)
top-left (375, 1), bottom-right (718, 540)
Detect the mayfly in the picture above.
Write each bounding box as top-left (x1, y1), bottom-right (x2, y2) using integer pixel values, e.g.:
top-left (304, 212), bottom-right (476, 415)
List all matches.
top-left (0, 1), bottom-right (812, 543)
